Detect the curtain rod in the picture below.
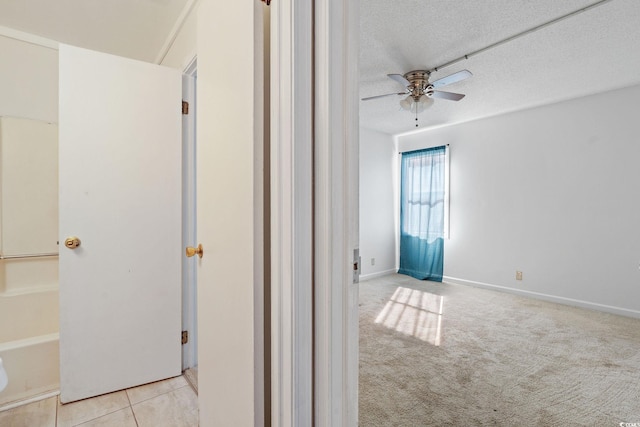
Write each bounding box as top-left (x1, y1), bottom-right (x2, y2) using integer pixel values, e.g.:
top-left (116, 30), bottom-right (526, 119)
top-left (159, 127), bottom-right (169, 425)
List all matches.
top-left (429, 0), bottom-right (614, 73)
top-left (398, 144), bottom-right (449, 154)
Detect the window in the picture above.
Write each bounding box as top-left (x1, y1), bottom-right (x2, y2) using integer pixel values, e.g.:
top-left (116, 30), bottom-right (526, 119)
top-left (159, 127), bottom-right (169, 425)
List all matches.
top-left (398, 145), bottom-right (448, 281)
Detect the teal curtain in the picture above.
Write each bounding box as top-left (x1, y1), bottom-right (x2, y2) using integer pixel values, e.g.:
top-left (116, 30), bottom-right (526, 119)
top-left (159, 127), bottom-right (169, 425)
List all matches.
top-left (399, 146), bottom-right (446, 281)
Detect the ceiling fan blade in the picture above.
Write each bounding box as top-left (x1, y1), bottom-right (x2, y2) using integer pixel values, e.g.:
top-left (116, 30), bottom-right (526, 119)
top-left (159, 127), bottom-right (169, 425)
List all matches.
top-left (361, 92), bottom-right (407, 101)
top-left (430, 90), bottom-right (465, 101)
top-left (387, 74), bottom-right (410, 87)
top-left (431, 70), bottom-right (472, 88)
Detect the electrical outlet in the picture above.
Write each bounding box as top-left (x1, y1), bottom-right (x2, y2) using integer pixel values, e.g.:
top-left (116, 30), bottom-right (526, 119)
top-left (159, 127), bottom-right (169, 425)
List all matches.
top-left (516, 271), bottom-right (523, 281)
top-left (371, 258), bottom-right (375, 266)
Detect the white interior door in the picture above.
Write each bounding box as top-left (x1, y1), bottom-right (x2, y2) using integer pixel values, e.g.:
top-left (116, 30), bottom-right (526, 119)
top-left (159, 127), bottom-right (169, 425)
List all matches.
top-left (58, 44), bottom-right (183, 403)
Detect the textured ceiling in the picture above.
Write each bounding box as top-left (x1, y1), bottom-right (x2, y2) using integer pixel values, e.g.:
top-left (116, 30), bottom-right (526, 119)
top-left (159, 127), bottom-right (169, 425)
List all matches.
top-left (0, 0), bottom-right (190, 62)
top-left (360, 0), bottom-right (640, 135)
top-left (1, 0), bottom-right (638, 135)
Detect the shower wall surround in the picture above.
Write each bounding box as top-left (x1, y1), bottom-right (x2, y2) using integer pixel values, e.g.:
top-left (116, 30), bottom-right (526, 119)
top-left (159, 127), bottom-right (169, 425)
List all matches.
top-left (0, 116), bottom-right (60, 407)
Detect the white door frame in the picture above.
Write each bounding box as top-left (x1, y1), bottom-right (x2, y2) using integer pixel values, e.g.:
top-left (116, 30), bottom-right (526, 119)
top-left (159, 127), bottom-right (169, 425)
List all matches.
top-left (196, 0), bottom-right (357, 422)
top-left (269, 0), bottom-right (313, 425)
top-left (313, 0), bottom-right (360, 425)
top-left (181, 59), bottom-right (197, 371)
top-left (270, 0), bottom-right (359, 425)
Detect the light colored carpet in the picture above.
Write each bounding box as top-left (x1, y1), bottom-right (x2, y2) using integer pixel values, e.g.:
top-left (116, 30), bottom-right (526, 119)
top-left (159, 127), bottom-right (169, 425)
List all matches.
top-left (359, 274), bottom-right (640, 426)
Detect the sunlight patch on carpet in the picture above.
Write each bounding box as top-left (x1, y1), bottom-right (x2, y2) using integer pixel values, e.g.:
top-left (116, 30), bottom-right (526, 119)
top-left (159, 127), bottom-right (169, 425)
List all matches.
top-left (375, 286), bottom-right (444, 346)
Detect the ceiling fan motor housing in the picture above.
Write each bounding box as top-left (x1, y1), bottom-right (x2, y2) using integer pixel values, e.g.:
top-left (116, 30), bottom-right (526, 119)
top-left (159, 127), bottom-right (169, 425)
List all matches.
top-left (404, 70), bottom-right (434, 99)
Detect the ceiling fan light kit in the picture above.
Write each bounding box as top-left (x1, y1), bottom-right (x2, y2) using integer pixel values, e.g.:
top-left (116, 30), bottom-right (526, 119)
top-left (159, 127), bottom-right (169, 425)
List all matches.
top-left (400, 94), bottom-right (433, 113)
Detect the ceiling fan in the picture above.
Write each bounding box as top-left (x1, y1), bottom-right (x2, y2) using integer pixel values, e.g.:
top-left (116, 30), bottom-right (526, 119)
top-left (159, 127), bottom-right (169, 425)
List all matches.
top-left (362, 69), bottom-right (473, 117)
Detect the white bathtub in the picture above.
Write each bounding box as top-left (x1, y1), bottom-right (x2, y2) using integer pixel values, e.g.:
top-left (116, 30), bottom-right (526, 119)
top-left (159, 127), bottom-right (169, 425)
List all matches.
top-left (0, 333), bottom-right (59, 407)
top-left (0, 271), bottom-right (60, 408)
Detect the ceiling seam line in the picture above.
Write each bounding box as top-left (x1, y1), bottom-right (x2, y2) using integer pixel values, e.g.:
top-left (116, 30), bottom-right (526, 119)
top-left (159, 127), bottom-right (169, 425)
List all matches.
top-left (429, 0), bottom-right (614, 74)
top-left (154, 0), bottom-right (201, 65)
top-left (0, 24), bottom-right (58, 50)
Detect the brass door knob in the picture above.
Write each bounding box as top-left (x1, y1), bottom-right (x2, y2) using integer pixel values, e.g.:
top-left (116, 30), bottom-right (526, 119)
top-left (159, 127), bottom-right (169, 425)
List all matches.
top-left (186, 244), bottom-right (203, 259)
top-left (64, 236), bottom-right (81, 249)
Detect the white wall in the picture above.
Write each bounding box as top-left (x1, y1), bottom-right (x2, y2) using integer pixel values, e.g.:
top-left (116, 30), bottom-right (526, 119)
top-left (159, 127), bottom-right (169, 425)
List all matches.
top-left (196, 1), bottom-right (263, 424)
top-left (0, 117), bottom-right (59, 294)
top-left (0, 118), bottom-right (58, 257)
top-left (397, 84), bottom-right (640, 317)
top-left (0, 35), bottom-right (58, 123)
top-left (0, 35), bottom-right (59, 294)
top-left (359, 127), bottom-right (396, 279)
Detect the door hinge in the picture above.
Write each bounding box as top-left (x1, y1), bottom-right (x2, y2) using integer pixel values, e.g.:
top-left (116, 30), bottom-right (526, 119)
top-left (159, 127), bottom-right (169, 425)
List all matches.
top-left (181, 331), bottom-right (189, 345)
top-left (182, 101), bottom-right (189, 115)
top-left (353, 248), bottom-right (361, 284)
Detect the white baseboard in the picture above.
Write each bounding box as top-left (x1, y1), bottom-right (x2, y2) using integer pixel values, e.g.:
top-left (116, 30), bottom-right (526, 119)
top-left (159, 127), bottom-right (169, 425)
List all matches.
top-left (360, 269), bottom-right (396, 282)
top-left (443, 276), bottom-right (640, 319)
top-left (0, 390), bottom-right (60, 412)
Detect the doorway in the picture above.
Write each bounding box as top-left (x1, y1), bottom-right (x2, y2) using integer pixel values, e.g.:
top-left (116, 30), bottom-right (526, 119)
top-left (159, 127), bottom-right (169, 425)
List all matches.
top-left (181, 59), bottom-right (198, 390)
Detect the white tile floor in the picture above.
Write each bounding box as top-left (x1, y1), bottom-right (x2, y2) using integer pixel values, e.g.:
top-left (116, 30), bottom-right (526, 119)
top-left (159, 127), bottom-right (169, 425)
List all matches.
top-left (0, 375), bottom-right (198, 427)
